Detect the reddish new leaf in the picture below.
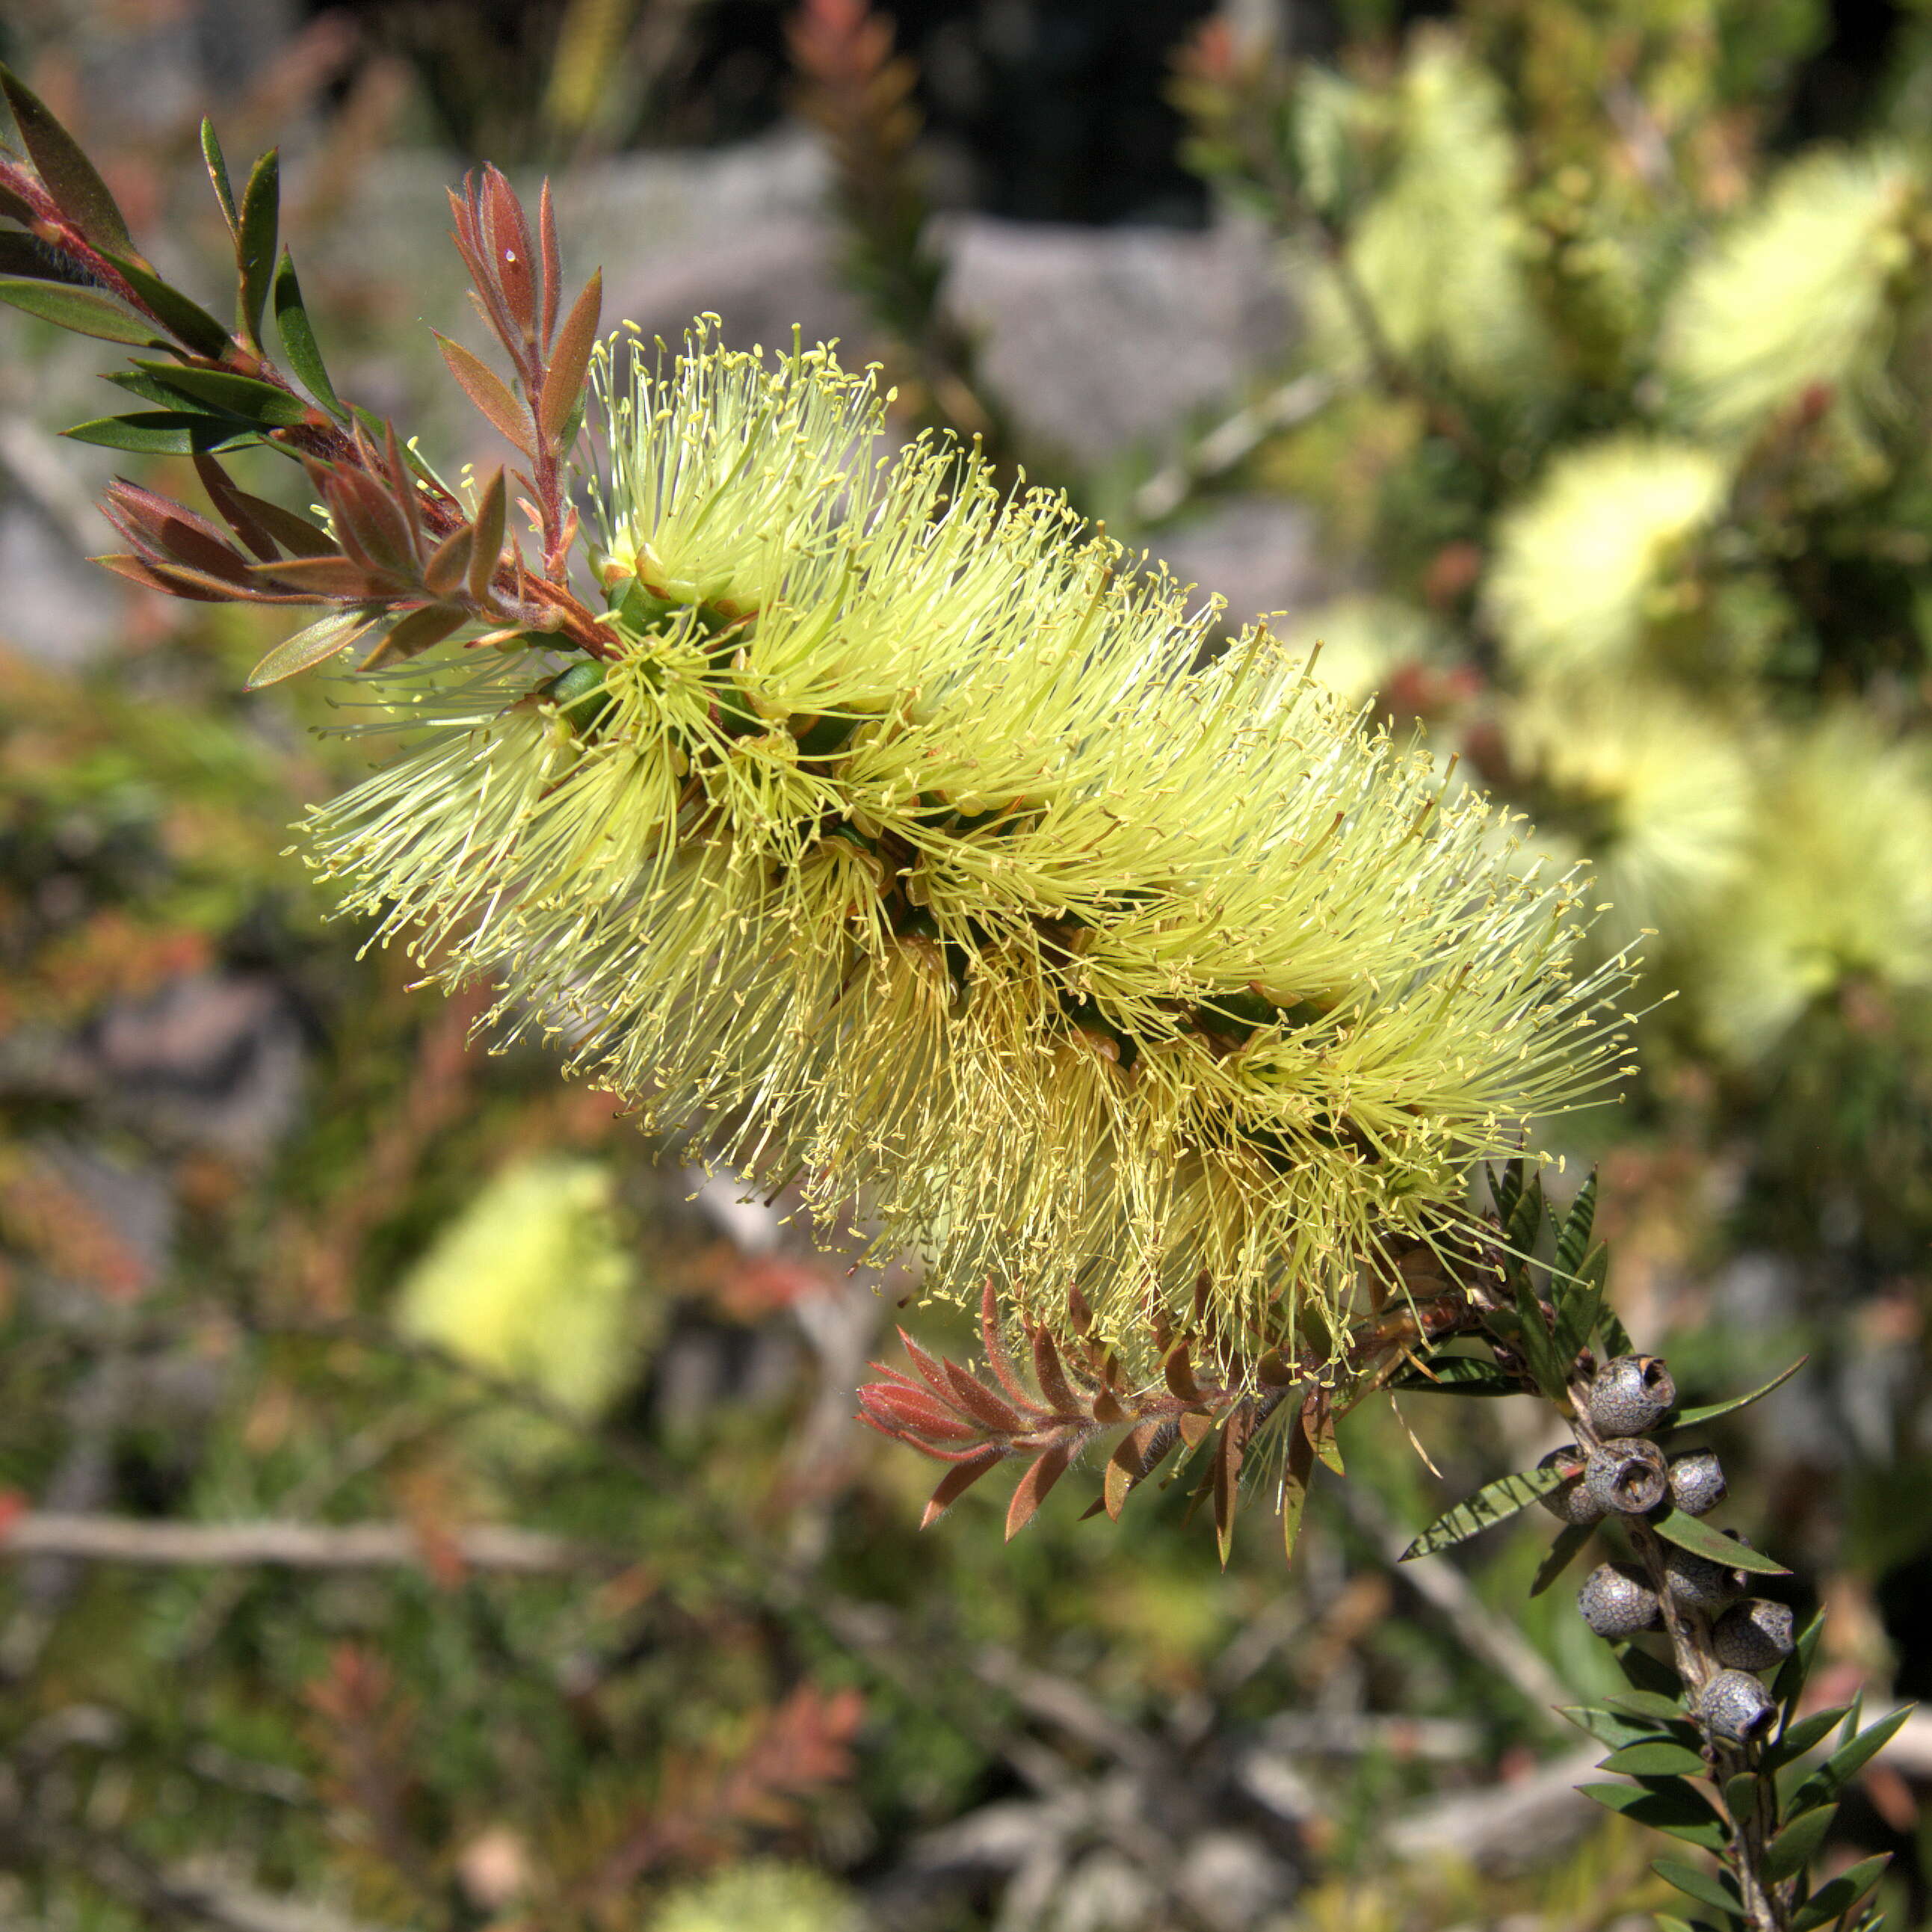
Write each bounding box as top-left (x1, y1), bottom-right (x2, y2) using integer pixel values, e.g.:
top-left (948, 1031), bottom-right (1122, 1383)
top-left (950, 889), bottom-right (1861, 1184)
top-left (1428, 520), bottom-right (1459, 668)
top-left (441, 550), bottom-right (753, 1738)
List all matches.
top-left (857, 1382), bottom-right (983, 1445)
top-left (1006, 1441), bottom-right (1075, 1540)
top-left (434, 332), bottom-right (533, 456)
top-left (919, 1447), bottom-right (1006, 1527)
top-left (940, 1358), bottom-right (1024, 1435)
top-left (540, 269), bottom-right (602, 446)
top-left (1031, 1326), bottom-right (1087, 1418)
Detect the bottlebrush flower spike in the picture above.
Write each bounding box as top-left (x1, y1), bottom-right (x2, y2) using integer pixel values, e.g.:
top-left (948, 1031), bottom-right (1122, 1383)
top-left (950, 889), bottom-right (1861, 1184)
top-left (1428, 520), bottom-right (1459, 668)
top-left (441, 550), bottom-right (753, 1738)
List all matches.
top-left (309, 321), bottom-right (1637, 1391)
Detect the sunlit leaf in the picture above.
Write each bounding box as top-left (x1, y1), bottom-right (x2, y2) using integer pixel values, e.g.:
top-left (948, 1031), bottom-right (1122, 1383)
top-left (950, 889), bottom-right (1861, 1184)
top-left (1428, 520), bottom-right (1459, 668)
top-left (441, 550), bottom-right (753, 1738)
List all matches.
top-left (0, 62), bottom-right (134, 256)
top-left (1651, 1509), bottom-right (1790, 1576)
top-left (0, 275), bottom-right (154, 343)
top-left (1400, 1462), bottom-right (1565, 1560)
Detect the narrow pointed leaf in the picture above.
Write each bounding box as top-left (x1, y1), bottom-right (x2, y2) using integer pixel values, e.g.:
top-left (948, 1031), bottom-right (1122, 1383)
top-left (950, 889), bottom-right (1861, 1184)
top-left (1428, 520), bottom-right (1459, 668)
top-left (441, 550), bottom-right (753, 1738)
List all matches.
top-left (1773, 1609), bottom-right (1827, 1712)
top-left (435, 332), bottom-right (532, 454)
top-left (1615, 1642), bottom-right (1687, 1697)
top-left (64, 411), bottom-right (256, 454)
top-left (273, 251), bottom-right (346, 419)
top-left (1791, 1854), bottom-right (1889, 1931)
top-left (1005, 1441), bottom-right (1075, 1540)
top-left (1762, 1803), bottom-right (1837, 1883)
top-left (1528, 1521), bottom-right (1593, 1597)
top-left (1552, 1241), bottom-right (1608, 1365)
top-left (191, 452), bottom-right (278, 561)
top-left (250, 555), bottom-right (389, 598)
top-left (467, 469), bottom-right (507, 602)
top-left (1580, 1782), bottom-right (1725, 1851)
top-left (0, 64), bottom-right (134, 256)
top-left (1400, 1461), bottom-right (1566, 1560)
top-left (1791, 1706), bottom-right (1913, 1812)
top-left (1597, 1306), bottom-right (1638, 1360)
top-left (0, 277), bottom-right (155, 342)
top-left (1512, 1273), bottom-right (1570, 1401)
top-left (235, 148), bottom-right (279, 345)
top-left (1604, 1690), bottom-right (1688, 1726)
top-left (94, 552), bottom-right (227, 602)
top-left (105, 256), bottom-right (231, 357)
top-left (1392, 1355), bottom-right (1521, 1395)
top-left (0, 232), bottom-right (95, 285)
top-left (201, 117), bottom-right (236, 232)
top-left (1651, 1509), bottom-right (1790, 1576)
top-left (363, 602), bottom-right (472, 668)
top-left (1651, 1859), bottom-right (1741, 1915)
top-left (1552, 1173), bottom-right (1598, 1280)
top-left (1560, 1706), bottom-right (1671, 1751)
top-left (245, 608), bottom-right (375, 688)
top-left (1768, 1704), bottom-right (1852, 1771)
top-left (540, 268), bottom-right (601, 445)
top-left (1280, 1413), bottom-right (1315, 1562)
top-left (1666, 1359), bottom-right (1807, 1431)
top-left (423, 523), bottom-right (475, 597)
top-left (1504, 1167), bottom-right (1543, 1262)
top-left (131, 361), bottom-right (308, 425)
top-left (1601, 1740), bottom-right (1709, 1777)
top-left (1031, 1328), bottom-right (1086, 1418)
top-left (1212, 1410), bottom-right (1249, 1568)
top-left (919, 1447), bottom-right (1004, 1528)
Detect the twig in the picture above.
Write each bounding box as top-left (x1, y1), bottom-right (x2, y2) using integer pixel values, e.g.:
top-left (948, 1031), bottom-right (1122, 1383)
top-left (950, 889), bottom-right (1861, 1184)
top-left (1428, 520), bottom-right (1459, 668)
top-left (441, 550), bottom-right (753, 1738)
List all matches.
top-left (1130, 372), bottom-right (1336, 525)
top-left (0, 1513), bottom-right (611, 1575)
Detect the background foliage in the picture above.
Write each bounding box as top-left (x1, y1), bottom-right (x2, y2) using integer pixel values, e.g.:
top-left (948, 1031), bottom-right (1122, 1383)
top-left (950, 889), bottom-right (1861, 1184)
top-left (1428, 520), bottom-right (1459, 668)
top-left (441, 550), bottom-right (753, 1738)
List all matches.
top-left (2, 1), bottom-right (1932, 1928)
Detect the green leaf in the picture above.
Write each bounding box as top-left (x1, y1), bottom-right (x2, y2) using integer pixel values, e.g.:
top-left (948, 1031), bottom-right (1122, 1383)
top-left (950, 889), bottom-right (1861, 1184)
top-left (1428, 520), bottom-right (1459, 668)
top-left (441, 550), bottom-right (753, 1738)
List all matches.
top-left (1605, 1691), bottom-right (1688, 1726)
top-left (1505, 1167), bottom-right (1544, 1264)
top-left (1561, 1704), bottom-right (1697, 1752)
top-left (1552, 1172), bottom-right (1598, 1279)
top-left (1580, 1780), bottom-right (1726, 1851)
top-left (64, 411), bottom-right (258, 454)
top-left (0, 232), bottom-right (92, 285)
top-left (245, 608), bottom-right (377, 689)
top-left (1790, 1706), bottom-right (1913, 1813)
top-left (201, 117), bottom-right (236, 232)
top-left (1651, 1510), bottom-right (1790, 1576)
top-left (0, 63), bottom-right (134, 256)
top-left (1768, 1705), bottom-right (1853, 1771)
top-left (1553, 1241), bottom-right (1609, 1365)
top-left (104, 255), bottom-right (232, 357)
top-left (1529, 1520), bottom-right (1593, 1597)
top-left (1666, 1359), bottom-right (1807, 1432)
top-left (235, 149), bottom-right (279, 347)
top-left (1762, 1803), bottom-right (1837, 1883)
top-left (1602, 1741), bottom-right (1709, 1778)
top-left (1652, 1919), bottom-right (1698, 1932)
top-left (1723, 1771), bottom-right (1761, 1832)
top-left (1399, 1463), bottom-right (1566, 1560)
top-left (1512, 1273), bottom-right (1570, 1401)
top-left (0, 276), bottom-right (155, 343)
top-left (131, 360), bottom-right (308, 426)
top-left (1491, 1157), bottom-right (1525, 1229)
top-left (1652, 1859), bottom-right (1741, 1915)
top-left (1773, 1610), bottom-right (1827, 1713)
top-left (1616, 1642), bottom-right (1687, 1697)
top-left (1597, 1305), bottom-right (1638, 1361)
top-left (1391, 1355), bottom-right (1521, 1396)
top-left (273, 250), bottom-right (346, 419)
top-left (1791, 1854), bottom-right (1889, 1931)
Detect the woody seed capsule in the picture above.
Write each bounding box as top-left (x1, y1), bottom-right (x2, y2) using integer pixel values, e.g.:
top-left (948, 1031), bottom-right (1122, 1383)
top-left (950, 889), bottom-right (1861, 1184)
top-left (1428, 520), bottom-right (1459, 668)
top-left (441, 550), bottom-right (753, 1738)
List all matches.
top-left (1537, 1445), bottom-right (1607, 1525)
top-left (1578, 1562), bottom-right (1661, 1638)
top-left (1586, 1354), bottom-right (1677, 1436)
top-left (1667, 1448), bottom-right (1727, 1516)
top-left (1661, 1543), bottom-right (1743, 1614)
top-left (1713, 1599), bottom-right (1795, 1672)
top-left (1584, 1436), bottom-right (1669, 1515)
top-left (1700, 1669), bottom-right (1777, 1744)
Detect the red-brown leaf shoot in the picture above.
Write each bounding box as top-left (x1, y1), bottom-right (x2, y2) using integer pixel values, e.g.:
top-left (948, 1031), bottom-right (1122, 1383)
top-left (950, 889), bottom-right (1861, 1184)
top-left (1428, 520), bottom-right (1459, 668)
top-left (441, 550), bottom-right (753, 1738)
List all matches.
top-left (1005, 1441), bottom-right (1075, 1540)
top-left (540, 269), bottom-right (602, 447)
top-left (919, 1448), bottom-right (1006, 1527)
top-left (433, 331), bottom-right (533, 456)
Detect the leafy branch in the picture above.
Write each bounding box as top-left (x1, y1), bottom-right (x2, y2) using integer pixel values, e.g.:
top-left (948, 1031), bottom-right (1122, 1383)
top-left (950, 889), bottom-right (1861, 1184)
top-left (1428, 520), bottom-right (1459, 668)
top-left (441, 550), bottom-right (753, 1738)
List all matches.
top-left (0, 66), bottom-right (609, 684)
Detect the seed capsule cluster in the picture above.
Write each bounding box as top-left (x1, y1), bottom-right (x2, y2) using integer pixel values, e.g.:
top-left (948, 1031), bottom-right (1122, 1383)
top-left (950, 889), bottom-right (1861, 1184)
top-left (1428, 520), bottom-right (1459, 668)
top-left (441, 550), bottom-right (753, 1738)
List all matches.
top-left (1570, 1355), bottom-right (1789, 1747)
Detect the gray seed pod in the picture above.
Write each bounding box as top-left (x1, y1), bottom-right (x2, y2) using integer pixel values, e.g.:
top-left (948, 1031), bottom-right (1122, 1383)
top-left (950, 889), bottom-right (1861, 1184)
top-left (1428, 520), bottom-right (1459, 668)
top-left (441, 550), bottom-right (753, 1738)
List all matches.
top-left (1713, 1599), bottom-right (1796, 1673)
top-left (1585, 1354), bottom-right (1677, 1436)
top-left (1537, 1445), bottom-right (1606, 1525)
top-left (1667, 1448), bottom-right (1727, 1517)
top-left (1700, 1668), bottom-right (1777, 1744)
top-left (1662, 1543), bottom-right (1743, 1615)
top-left (1578, 1562), bottom-right (1661, 1638)
top-left (1584, 1436), bottom-right (1669, 1515)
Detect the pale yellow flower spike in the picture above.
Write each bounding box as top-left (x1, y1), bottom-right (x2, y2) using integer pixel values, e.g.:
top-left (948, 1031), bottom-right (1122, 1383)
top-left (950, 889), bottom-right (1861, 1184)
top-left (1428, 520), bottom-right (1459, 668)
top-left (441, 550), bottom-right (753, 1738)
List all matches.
top-left (308, 324), bottom-right (1635, 1383)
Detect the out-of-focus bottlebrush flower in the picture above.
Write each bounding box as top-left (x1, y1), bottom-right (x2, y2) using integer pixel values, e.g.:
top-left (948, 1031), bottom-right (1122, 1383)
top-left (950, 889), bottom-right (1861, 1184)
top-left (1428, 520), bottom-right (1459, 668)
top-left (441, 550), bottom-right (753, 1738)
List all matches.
top-left (1274, 593), bottom-right (1448, 709)
top-left (394, 1154), bottom-right (642, 1447)
top-left (1691, 712), bottom-right (1932, 1061)
top-left (1484, 436), bottom-right (1729, 680)
top-left (312, 325), bottom-right (1634, 1380)
top-left (648, 1861), bottom-right (864, 1932)
top-left (1660, 148), bottom-right (1926, 439)
top-left (1505, 688), bottom-right (1753, 948)
top-left (1306, 31), bottom-right (1552, 396)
